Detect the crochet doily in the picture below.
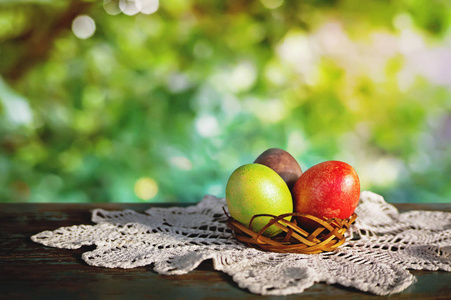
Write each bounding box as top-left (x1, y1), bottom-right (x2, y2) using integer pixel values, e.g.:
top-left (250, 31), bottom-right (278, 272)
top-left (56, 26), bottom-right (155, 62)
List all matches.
top-left (31, 191), bottom-right (451, 296)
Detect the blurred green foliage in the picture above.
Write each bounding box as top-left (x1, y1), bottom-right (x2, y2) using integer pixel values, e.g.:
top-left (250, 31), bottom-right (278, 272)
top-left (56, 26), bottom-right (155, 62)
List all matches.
top-left (0, 0), bottom-right (450, 203)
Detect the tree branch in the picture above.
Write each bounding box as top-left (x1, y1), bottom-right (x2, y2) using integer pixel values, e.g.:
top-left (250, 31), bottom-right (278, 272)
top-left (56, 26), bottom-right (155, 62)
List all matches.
top-left (3, 0), bottom-right (93, 83)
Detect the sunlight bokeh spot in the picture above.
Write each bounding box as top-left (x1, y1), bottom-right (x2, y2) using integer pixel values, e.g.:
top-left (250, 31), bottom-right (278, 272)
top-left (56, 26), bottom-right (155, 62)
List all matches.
top-left (71, 15), bottom-right (96, 39)
top-left (195, 115), bottom-right (220, 137)
top-left (119, 0), bottom-right (140, 16)
top-left (134, 177), bottom-right (158, 201)
top-left (139, 0), bottom-right (159, 14)
top-left (103, 0), bottom-right (121, 15)
top-left (169, 156), bottom-right (193, 171)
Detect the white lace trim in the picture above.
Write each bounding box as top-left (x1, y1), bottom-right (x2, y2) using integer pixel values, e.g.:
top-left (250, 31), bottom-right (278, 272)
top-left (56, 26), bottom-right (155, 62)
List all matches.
top-left (31, 191), bottom-right (451, 296)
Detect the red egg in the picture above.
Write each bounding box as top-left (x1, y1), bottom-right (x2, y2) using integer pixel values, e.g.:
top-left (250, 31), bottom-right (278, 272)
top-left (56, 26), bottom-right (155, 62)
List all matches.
top-left (292, 160), bottom-right (360, 226)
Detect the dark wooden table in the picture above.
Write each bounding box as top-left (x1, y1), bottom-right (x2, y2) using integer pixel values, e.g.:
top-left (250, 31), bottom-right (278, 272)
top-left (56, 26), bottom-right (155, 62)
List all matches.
top-left (1, 202), bottom-right (450, 299)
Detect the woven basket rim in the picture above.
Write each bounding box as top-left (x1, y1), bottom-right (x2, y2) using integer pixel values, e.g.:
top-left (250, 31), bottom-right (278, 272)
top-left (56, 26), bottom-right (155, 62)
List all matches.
top-left (225, 209), bottom-right (357, 254)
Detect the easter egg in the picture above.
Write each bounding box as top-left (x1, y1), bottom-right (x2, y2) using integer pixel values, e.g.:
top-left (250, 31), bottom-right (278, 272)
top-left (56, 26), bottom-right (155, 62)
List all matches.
top-left (225, 163), bottom-right (293, 237)
top-left (292, 160), bottom-right (360, 227)
top-left (254, 148), bottom-right (303, 189)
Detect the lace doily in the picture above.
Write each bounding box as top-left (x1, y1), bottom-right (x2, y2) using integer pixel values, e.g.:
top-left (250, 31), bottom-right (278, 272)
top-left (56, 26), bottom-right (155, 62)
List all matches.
top-left (31, 191), bottom-right (451, 296)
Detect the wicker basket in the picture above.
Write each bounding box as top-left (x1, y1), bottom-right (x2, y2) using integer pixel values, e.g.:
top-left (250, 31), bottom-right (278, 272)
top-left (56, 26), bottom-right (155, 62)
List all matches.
top-left (225, 210), bottom-right (357, 254)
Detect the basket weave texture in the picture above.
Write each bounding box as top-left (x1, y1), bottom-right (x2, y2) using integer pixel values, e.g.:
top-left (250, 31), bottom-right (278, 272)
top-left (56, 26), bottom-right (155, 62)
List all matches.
top-left (226, 211), bottom-right (357, 254)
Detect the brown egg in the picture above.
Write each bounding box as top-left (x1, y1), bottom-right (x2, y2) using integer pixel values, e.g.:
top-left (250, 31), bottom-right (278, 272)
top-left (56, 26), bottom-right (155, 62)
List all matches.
top-left (254, 148), bottom-right (303, 189)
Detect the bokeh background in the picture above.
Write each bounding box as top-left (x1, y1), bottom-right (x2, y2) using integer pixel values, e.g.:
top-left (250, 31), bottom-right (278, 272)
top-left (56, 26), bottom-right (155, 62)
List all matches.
top-left (1, 0), bottom-right (450, 203)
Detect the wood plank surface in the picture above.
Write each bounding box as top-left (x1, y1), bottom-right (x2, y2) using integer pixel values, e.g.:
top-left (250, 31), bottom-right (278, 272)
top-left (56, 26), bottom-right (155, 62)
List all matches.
top-left (1, 202), bottom-right (450, 299)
